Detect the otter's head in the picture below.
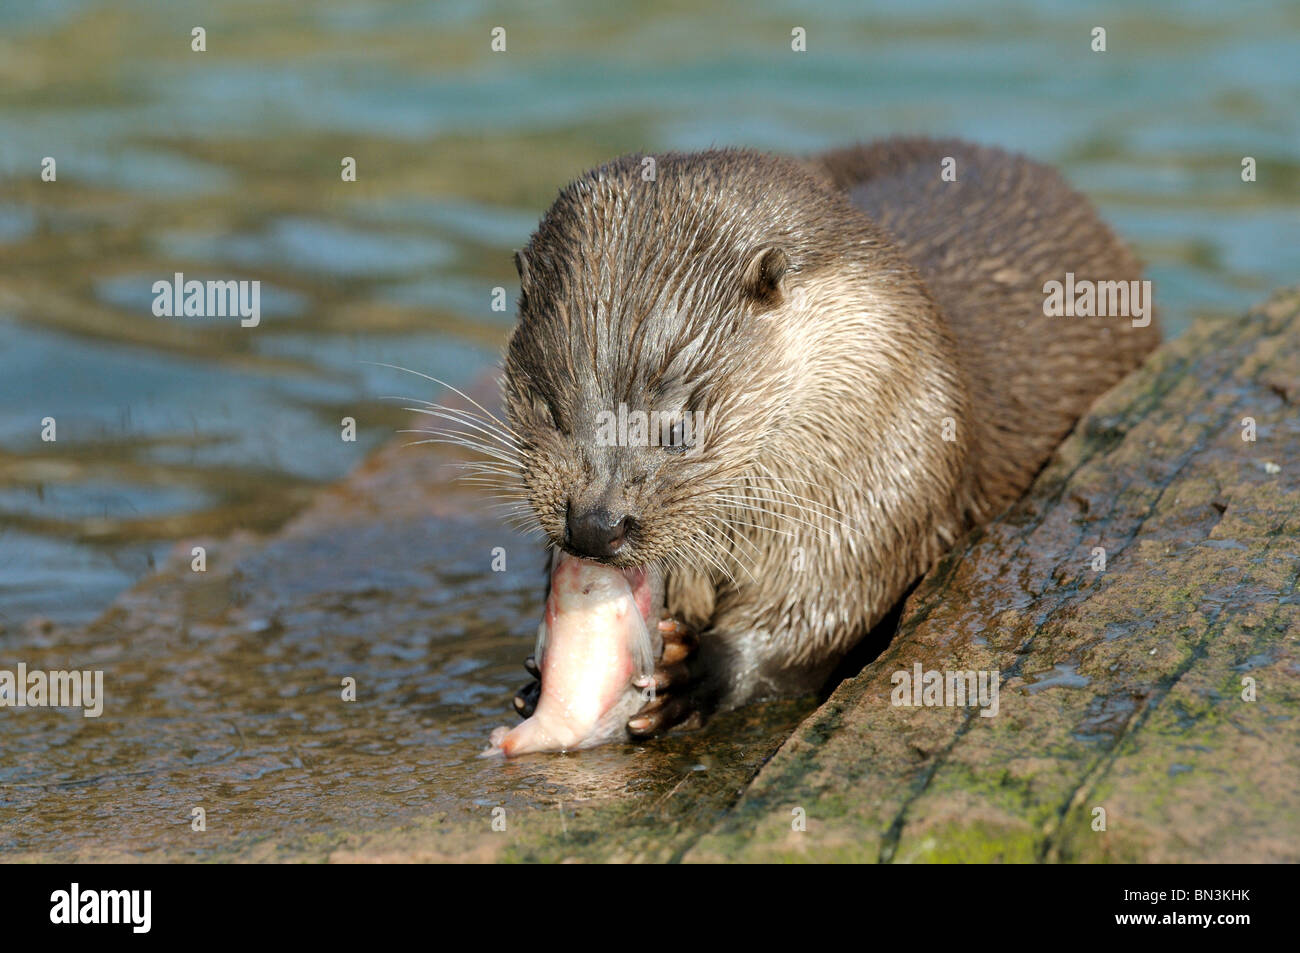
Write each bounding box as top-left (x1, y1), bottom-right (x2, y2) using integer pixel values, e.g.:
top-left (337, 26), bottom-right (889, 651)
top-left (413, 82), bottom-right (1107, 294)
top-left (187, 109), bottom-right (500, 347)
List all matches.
top-left (501, 150), bottom-right (869, 574)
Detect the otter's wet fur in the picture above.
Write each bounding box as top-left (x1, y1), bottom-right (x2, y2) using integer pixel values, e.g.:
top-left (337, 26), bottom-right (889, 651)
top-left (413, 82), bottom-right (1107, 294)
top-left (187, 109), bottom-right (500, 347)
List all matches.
top-left (501, 138), bottom-right (1159, 715)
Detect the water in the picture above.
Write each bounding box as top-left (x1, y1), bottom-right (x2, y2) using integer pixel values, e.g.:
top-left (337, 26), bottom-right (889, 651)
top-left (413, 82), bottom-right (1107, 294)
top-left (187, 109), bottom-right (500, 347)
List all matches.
top-left (0, 0), bottom-right (1297, 856)
top-left (2, 0), bottom-right (1297, 625)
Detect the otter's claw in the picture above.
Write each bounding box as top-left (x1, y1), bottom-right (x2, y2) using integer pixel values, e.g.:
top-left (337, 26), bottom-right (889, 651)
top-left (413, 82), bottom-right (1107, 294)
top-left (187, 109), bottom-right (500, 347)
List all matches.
top-left (628, 618), bottom-right (702, 737)
top-left (513, 655), bottom-right (541, 718)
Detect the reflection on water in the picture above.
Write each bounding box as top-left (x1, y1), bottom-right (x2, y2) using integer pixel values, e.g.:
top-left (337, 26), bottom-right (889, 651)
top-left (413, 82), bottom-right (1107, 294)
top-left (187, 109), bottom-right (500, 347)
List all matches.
top-left (0, 0), bottom-right (1297, 856)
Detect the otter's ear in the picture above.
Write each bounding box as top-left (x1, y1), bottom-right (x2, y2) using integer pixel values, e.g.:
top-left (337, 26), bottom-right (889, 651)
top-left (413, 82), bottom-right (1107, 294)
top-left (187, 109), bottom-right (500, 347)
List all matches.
top-left (513, 249), bottom-right (531, 289)
top-left (741, 246), bottom-right (788, 305)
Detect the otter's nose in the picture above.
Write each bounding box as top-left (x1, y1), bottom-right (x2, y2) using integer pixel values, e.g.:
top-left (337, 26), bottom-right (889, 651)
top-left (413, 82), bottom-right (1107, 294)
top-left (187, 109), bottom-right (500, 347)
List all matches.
top-left (565, 505), bottom-right (630, 559)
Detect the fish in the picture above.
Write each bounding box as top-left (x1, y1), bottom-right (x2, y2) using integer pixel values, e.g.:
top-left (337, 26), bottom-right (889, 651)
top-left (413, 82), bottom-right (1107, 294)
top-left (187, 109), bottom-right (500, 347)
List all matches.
top-left (484, 551), bottom-right (662, 757)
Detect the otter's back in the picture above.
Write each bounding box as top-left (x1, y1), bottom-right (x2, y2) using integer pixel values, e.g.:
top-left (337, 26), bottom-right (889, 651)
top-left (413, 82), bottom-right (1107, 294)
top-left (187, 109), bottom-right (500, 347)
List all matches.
top-left (815, 138), bottom-right (1160, 514)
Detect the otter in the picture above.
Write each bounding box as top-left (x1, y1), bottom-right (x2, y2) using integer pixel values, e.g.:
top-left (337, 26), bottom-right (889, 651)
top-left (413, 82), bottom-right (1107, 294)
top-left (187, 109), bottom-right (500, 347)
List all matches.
top-left (492, 138), bottom-right (1159, 740)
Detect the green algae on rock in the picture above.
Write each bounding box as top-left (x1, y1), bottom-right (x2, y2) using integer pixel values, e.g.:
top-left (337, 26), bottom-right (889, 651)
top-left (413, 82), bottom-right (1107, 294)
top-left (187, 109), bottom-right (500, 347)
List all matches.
top-left (687, 288), bottom-right (1300, 864)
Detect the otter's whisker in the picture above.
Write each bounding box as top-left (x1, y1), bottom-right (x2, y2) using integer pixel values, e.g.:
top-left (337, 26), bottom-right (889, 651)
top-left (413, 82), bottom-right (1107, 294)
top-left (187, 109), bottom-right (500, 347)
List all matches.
top-left (725, 483), bottom-right (865, 536)
top-left (378, 393), bottom-right (520, 442)
top-left (711, 493), bottom-right (844, 541)
top-left (393, 405), bottom-right (522, 453)
top-left (398, 418), bottom-right (522, 461)
top-left (399, 435), bottom-right (521, 467)
top-left (452, 470), bottom-right (522, 483)
top-left (715, 477), bottom-right (865, 530)
top-left (711, 509), bottom-right (798, 542)
top-left (362, 361), bottom-right (513, 434)
top-left (681, 527), bottom-right (737, 587)
top-left (697, 525), bottom-right (758, 582)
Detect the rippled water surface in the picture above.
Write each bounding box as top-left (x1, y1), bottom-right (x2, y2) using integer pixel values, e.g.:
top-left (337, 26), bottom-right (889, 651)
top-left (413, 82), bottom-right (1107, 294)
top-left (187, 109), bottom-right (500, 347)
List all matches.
top-left (2, 0), bottom-right (1298, 624)
top-left (0, 0), bottom-right (1297, 856)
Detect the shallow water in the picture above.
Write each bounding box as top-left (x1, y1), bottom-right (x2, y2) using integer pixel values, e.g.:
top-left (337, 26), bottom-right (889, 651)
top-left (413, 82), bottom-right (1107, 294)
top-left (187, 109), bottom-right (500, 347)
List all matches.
top-left (0, 0), bottom-right (1298, 855)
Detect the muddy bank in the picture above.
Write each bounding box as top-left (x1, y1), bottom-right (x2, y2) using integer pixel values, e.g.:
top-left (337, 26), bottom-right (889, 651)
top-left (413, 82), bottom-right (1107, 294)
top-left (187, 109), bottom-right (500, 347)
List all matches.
top-left (4, 291), bottom-right (1297, 862)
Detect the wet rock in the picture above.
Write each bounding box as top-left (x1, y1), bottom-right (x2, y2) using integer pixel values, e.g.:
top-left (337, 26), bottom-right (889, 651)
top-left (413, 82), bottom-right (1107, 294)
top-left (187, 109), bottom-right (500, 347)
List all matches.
top-left (0, 378), bottom-right (809, 862)
top-left (686, 288), bottom-right (1300, 863)
top-left (5, 292), bottom-right (1297, 863)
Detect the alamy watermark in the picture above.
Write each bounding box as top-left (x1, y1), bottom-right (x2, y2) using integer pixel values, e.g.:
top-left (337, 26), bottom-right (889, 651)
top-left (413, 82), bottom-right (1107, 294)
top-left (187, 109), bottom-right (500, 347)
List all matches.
top-left (1043, 272), bottom-right (1152, 328)
top-left (594, 403), bottom-right (707, 449)
top-left (891, 663), bottom-right (1000, 717)
top-left (50, 883), bottom-right (150, 933)
top-left (152, 272), bottom-right (261, 327)
top-left (0, 663), bottom-right (104, 717)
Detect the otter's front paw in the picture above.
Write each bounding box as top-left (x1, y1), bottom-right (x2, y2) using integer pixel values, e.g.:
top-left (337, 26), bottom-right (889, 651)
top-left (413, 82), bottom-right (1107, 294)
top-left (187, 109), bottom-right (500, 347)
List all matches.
top-left (512, 655), bottom-right (541, 718)
top-left (628, 617), bottom-right (703, 737)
